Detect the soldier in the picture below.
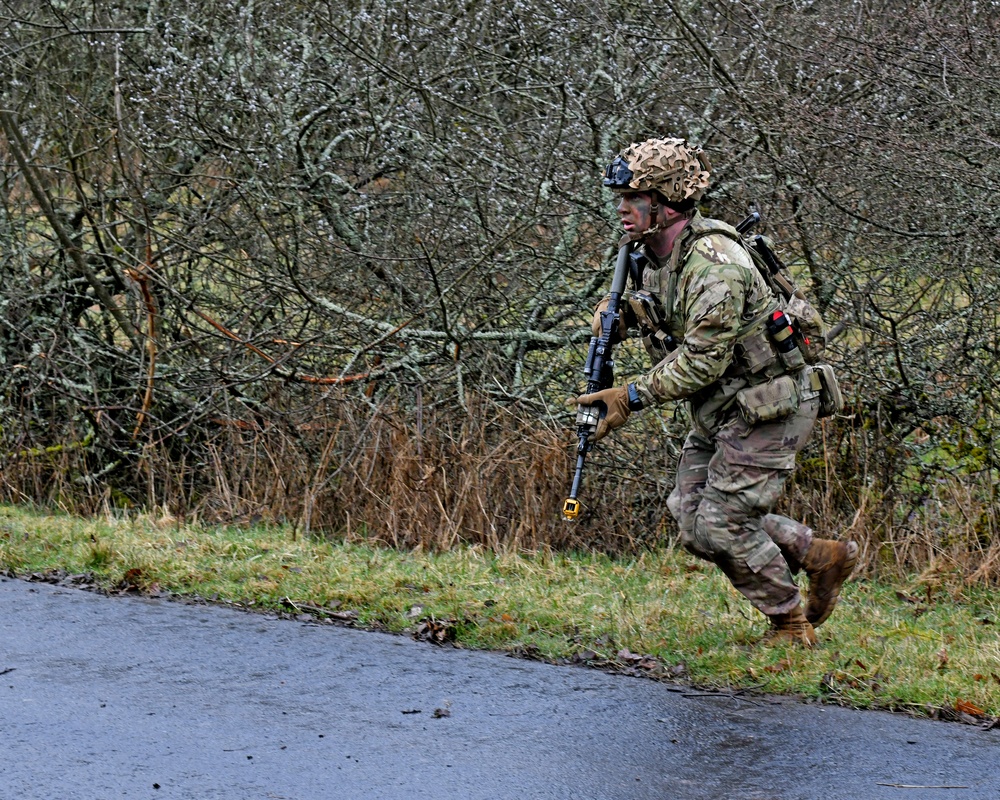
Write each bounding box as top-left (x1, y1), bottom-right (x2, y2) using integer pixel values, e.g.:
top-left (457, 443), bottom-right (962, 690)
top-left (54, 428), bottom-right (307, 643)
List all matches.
top-left (576, 137), bottom-right (857, 646)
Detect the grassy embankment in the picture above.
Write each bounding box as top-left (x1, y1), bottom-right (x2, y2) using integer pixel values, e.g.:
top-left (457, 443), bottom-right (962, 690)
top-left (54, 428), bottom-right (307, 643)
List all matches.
top-left (1, 503), bottom-right (997, 722)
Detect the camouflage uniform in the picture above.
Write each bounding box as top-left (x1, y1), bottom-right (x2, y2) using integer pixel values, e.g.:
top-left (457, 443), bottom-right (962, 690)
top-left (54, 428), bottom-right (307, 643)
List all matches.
top-left (631, 213), bottom-right (818, 616)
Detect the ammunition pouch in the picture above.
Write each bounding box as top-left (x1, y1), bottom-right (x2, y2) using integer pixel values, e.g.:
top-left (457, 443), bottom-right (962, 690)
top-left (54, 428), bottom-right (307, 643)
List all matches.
top-left (732, 313), bottom-right (779, 377)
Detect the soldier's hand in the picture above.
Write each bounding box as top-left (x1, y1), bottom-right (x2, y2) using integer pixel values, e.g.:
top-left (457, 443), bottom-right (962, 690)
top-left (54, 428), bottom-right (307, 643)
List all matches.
top-left (575, 385), bottom-right (631, 442)
top-left (591, 297), bottom-right (628, 339)
top-left (591, 298), bottom-right (608, 337)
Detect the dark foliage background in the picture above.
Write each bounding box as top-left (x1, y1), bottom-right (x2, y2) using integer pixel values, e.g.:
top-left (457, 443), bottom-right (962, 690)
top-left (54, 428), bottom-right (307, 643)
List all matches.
top-left (2, 0), bottom-right (998, 577)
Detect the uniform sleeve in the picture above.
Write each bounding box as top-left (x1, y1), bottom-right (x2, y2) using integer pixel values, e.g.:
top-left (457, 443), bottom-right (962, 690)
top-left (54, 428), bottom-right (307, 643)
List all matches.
top-left (633, 236), bottom-right (749, 405)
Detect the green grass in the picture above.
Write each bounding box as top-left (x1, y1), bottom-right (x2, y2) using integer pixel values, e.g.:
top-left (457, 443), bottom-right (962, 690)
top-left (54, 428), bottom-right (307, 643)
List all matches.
top-left (1, 503), bottom-right (997, 720)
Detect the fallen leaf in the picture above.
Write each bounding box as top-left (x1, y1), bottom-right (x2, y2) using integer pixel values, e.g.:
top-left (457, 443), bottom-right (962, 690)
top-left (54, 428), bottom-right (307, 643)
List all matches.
top-left (955, 699), bottom-right (985, 717)
top-left (414, 618), bottom-right (456, 645)
top-left (122, 567), bottom-right (144, 586)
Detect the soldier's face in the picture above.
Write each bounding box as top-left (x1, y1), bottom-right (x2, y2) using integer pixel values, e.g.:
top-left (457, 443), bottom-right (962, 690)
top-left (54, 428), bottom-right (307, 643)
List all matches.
top-left (616, 191), bottom-right (654, 234)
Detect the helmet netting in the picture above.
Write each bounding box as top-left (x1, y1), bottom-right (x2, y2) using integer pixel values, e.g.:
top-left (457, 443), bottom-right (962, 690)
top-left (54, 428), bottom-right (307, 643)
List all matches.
top-left (619, 138), bottom-right (711, 203)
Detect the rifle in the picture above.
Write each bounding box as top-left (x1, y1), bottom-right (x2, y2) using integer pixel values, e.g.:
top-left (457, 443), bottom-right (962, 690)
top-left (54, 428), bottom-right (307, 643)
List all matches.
top-left (562, 239), bottom-right (633, 520)
top-left (737, 211), bottom-right (807, 305)
top-left (560, 212), bottom-right (779, 521)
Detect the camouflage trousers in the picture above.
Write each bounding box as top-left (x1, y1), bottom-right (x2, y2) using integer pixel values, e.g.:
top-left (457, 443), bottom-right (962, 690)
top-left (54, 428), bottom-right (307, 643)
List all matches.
top-left (667, 389), bottom-right (820, 617)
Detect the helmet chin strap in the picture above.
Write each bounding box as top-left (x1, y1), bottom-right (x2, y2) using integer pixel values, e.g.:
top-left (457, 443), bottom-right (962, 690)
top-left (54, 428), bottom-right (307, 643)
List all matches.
top-left (631, 196), bottom-right (662, 241)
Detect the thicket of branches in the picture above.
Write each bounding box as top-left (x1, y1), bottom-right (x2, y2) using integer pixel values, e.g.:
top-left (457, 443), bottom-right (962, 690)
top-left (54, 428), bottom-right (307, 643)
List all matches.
top-left (2, 0), bottom-right (998, 578)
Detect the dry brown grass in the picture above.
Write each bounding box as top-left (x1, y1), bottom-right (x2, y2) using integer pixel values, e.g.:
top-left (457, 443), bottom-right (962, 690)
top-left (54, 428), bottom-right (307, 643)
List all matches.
top-left (2, 392), bottom-right (997, 583)
top-left (782, 416), bottom-right (999, 586)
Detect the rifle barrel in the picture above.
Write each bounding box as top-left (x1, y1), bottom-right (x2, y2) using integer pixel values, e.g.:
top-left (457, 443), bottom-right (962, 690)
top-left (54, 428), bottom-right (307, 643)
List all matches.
top-left (735, 211), bottom-right (760, 235)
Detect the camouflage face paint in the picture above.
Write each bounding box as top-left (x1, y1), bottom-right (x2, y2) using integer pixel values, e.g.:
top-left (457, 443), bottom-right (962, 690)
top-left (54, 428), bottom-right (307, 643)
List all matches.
top-left (616, 191), bottom-right (653, 236)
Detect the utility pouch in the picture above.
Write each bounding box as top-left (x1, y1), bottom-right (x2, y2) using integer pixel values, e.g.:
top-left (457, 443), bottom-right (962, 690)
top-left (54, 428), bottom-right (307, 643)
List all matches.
top-left (810, 363), bottom-right (843, 418)
top-left (735, 374), bottom-right (800, 426)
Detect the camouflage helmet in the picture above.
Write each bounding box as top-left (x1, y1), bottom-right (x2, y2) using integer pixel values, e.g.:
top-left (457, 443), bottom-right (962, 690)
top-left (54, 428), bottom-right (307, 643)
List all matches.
top-left (603, 137), bottom-right (711, 205)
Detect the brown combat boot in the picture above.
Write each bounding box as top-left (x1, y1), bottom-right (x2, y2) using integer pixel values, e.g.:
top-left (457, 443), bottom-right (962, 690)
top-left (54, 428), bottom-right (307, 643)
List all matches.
top-left (761, 603), bottom-right (817, 647)
top-left (801, 538), bottom-right (859, 627)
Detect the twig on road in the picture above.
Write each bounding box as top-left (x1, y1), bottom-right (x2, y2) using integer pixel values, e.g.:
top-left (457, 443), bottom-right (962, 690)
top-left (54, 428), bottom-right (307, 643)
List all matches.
top-left (875, 783), bottom-right (969, 789)
top-left (679, 683), bottom-right (768, 706)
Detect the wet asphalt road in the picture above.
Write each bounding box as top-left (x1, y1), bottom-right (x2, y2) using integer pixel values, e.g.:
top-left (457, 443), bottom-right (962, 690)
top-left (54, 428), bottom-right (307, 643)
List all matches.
top-left (1, 576), bottom-right (998, 800)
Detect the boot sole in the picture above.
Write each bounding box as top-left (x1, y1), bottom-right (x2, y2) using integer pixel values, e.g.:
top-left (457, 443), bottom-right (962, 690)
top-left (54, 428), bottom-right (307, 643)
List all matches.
top-left (806, 541), bottom-right (859, 627)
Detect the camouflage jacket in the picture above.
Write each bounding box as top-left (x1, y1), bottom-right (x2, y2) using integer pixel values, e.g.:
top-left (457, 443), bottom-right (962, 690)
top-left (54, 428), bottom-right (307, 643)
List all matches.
top-left (631, 212), bottom-right (777, 410)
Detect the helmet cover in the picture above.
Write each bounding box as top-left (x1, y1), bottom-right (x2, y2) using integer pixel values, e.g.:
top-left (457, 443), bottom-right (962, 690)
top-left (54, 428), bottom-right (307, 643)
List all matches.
top-left (603, 137), bottom-right (711, 204)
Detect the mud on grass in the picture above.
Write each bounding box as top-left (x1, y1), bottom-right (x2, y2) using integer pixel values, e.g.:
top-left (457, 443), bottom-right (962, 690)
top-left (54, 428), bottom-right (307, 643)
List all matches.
top-left (1, 503), bottom-right (997, 725)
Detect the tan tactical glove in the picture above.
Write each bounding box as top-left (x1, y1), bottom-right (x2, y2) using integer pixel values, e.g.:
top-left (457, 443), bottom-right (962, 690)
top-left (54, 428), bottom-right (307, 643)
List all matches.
top-left (591, 297), bottom-right (628, 339)
top-left (575, 385), bottom-right (636, 442)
